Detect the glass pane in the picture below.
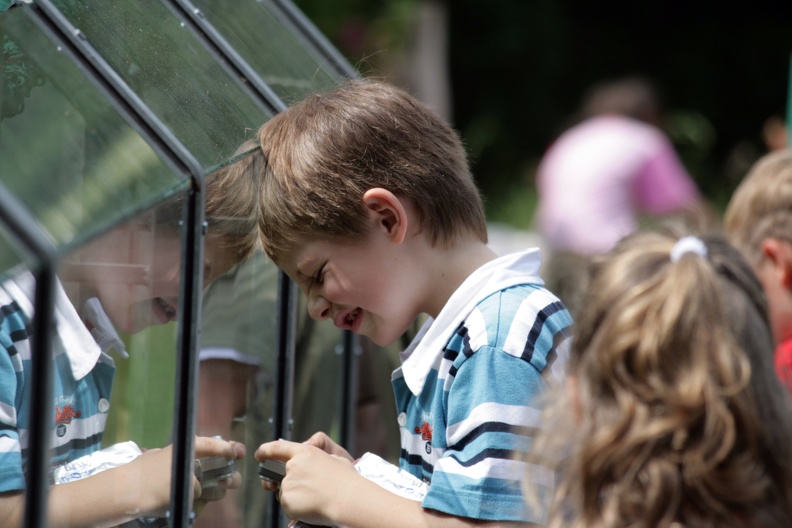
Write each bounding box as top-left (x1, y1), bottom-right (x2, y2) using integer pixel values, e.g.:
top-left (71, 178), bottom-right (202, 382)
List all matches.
top-left (0, 9), bottom-right (185, 256)
top-left (190, 145), bottom-right (346, 528)
top-left (51, 0), bottom-right (274, 171)
top-left (191, 0), bottom-right (344, 105)
top-left (195, 256), bottom-right (345, 528)
top-left (53, 187), bottom-right (243, 526)
top-left (0, 213), bottom-right (37, 281)
top-left (0, 195), bottom-right (184, 526)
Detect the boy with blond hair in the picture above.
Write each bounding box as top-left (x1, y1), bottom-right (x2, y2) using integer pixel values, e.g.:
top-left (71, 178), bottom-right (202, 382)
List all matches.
top-left (724, 148), bottom-right (792, 391)
top-left (254, 79), bottom-right (573, 527)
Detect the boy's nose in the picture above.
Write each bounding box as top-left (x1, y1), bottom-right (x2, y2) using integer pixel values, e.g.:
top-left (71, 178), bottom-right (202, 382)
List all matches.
top-left (307, 294), bottom-right (331, 321)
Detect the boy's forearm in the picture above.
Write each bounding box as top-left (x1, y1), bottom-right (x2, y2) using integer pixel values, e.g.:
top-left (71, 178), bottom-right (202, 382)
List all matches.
top-left (0, 470), bottom-right (146, 528)
top-left (325, 476), bottom-right (531, 528)
top-left (46, 467), bottom-right (152, 528)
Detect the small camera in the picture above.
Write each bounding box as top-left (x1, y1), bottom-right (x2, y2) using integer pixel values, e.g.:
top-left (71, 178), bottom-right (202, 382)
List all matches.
top-left (194, 436), bottom-right (236, 489)
top-left (195, 455), bottom-right (236, 489)
top-left (258, 459), bottom-right (286, 483)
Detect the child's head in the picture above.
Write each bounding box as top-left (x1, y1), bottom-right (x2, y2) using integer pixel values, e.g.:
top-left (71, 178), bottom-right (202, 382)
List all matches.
top-left (254, 78), bottom-right (487, 265)
top-left (526, 231), bottom-right (792, 528)
top-left (724, 149), bottom-right (792, 343)
top-left (62, 146), bottom-right (262, 334)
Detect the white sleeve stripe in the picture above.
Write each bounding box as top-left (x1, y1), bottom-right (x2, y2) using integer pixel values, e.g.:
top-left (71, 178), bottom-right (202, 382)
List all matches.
top-left (446, 402), bottom-right (542, 443)
top-left (0, 400), bottom-right (17, 425)
top-left (434, 456), bottom-right (554, 487)
top-left (0, 435), bottom-right (21, 453)
top-left (502, 290), bottom-right (558, 357)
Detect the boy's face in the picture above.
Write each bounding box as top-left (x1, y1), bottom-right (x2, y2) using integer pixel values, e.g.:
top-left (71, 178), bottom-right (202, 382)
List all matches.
top-left (755, 238), bottom-right (792, 344)
top-left (280, 232), bottom-right (420, 347)
top-left (64, 222), bottom-right (236, 335)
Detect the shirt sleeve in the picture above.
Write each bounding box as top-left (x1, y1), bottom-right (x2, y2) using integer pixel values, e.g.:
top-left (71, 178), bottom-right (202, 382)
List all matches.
top-left (633, 134), bottom-right (700, 215)
top-left (0, 315), bottom-right (26, 492)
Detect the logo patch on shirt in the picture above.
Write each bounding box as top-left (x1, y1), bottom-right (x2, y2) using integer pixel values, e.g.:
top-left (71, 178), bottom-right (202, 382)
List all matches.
top-left (55, 404), bottom-right (82, 425)
top-left (414, 421), bottom-right (433, 441)
top-left (414, 421), bottom-right (433, 454)
top-left (54, 396), bottom-right (82, 438)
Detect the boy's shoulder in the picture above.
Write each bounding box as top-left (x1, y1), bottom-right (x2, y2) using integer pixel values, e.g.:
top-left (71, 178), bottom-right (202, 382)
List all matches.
top-left (450, 283), bottom-right (573, 369)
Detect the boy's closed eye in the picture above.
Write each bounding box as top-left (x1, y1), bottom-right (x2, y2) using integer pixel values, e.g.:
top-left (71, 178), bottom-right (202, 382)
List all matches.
top-left (312, 263), bottom-right (326, 286)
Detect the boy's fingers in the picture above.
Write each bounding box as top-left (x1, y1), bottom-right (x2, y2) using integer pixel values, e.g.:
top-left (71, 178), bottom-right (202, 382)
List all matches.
top-left (194, 436), bottom-right (244, 459)
top-left (198, 485), bottom-right (227, 501)
top-left (230, 440), bottom-right (246, 458)
top-left (260, 479), bottom-right (279, 492)
top-left (255, 439), bottom-right (301, 462)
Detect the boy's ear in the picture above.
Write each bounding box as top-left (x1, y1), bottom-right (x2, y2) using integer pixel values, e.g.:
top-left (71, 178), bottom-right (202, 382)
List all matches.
top-left (761, 238), bottom-right (792, 290)
top-left (362, 188), bottom-right (408, 244)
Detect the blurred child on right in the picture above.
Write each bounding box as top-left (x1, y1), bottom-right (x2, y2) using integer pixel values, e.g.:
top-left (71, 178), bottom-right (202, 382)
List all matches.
top-left (724, 149), bottom-right (792, 392)
top-left (525, 230), bottom-right (792, 528)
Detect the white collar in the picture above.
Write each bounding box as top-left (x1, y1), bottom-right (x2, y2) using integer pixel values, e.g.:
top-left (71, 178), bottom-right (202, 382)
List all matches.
top-left (4, 272), bottom-right (106, 380)
top-left (83, 297), bottom-right (128, 359)
top-left (400, 249), bottom-right (544, 395)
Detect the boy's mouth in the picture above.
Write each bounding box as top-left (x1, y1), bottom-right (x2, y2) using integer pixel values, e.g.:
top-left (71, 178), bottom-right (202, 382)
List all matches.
top-left (335, 308), bottom-right (361, 331)
top-left (156, 297), bottom-right (178, 321)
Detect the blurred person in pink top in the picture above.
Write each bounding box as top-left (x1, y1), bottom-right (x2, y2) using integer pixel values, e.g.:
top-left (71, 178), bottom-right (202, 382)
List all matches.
top-left (535, 77), bottom-right (710, 315)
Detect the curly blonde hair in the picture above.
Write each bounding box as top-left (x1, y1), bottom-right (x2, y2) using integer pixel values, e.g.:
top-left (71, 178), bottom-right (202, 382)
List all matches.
top-left (525, 230), bottom-right (792, 528)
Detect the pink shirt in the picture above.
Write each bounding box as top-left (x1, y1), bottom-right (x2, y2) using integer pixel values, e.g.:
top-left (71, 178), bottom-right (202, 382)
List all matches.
top-left (776, 339), bottom-right (792, 394)
top-left (536, 116), bottom-right (700, 254)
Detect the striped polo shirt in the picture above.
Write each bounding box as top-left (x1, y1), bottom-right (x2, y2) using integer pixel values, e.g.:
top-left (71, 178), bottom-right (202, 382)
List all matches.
top-left (0, 272), bottom-right (115, 491)
top-left (393, 249), bottom-right (573, 523)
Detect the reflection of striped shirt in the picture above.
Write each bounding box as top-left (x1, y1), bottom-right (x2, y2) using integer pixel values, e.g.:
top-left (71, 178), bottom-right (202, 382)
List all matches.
top-left (0, 275), bottom-right (115, 492)
top-left (392, 250), bottom-right (573, 523)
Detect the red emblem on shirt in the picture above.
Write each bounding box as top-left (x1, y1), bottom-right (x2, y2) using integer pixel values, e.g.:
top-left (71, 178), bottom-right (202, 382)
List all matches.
top-left (55, 404), bottom-right (82, 425)
top-left (414, 421), bottom-right (433, 441)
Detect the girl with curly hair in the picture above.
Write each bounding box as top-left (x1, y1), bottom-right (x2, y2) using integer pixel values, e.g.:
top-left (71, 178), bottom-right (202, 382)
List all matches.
top-left (525, 231), bottom-right (792, 528)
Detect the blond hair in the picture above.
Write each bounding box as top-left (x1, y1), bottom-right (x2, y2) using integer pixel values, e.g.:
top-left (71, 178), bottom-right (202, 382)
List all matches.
top-left (148, 142), bottom-right (262, 266)
top-left (203, 140), bottom-right (263, 263)
top-left (723, 148), bottom-right (792, 266)
top-left (254, 78), bottom-right (487, 263)
top-left (526, 231), bottom-right (792, 528)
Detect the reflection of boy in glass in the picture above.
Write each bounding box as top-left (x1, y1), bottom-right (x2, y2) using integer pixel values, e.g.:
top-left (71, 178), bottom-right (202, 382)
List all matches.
top-left (0, 185), bottom-right (254, 527)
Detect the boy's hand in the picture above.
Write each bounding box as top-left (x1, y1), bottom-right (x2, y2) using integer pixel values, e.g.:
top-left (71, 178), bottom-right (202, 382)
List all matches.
top-left (255, 439), bottom-right (359, 526)
top-left (126, 436), bottom-right (244, 518)
top-left (193, 436), bottom-right (245, 510)
top-left (301, 431), bottom-right (354, 461)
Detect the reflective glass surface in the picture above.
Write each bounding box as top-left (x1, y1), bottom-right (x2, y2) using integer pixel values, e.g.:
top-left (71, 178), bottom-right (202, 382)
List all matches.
top-left (56, 189), bottom-right (243, 526)
top-left (191, 0), bottom-right (344, 105)
top-left (0, 2), bottom-right (381, 526)
top-left (195, 252), bottom-right (345, 528)
top-left (0, 216), bottom-right (36, 281)
top-left (50, 0), bottom-right (274, 171)
top-left (0, 9), bottom-right (186, 261)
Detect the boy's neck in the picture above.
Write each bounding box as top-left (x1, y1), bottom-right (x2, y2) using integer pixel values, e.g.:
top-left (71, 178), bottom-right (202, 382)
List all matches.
top-left (418, 237), bottom-right (498, 318)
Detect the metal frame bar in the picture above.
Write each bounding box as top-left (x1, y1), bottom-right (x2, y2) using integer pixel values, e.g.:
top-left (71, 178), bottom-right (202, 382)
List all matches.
top-left (32, 1), bottom-right (202, 182)
top-left (268, 271), bottom-right (298, 528)
top-left (338, 331), bottom-right (359, 453)
top-left (170, 183), bottom-right (206, 528)
top-left (272, 0), bottom-right (359, 80)
top-left (167, 0), bottom-right (288, 114)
